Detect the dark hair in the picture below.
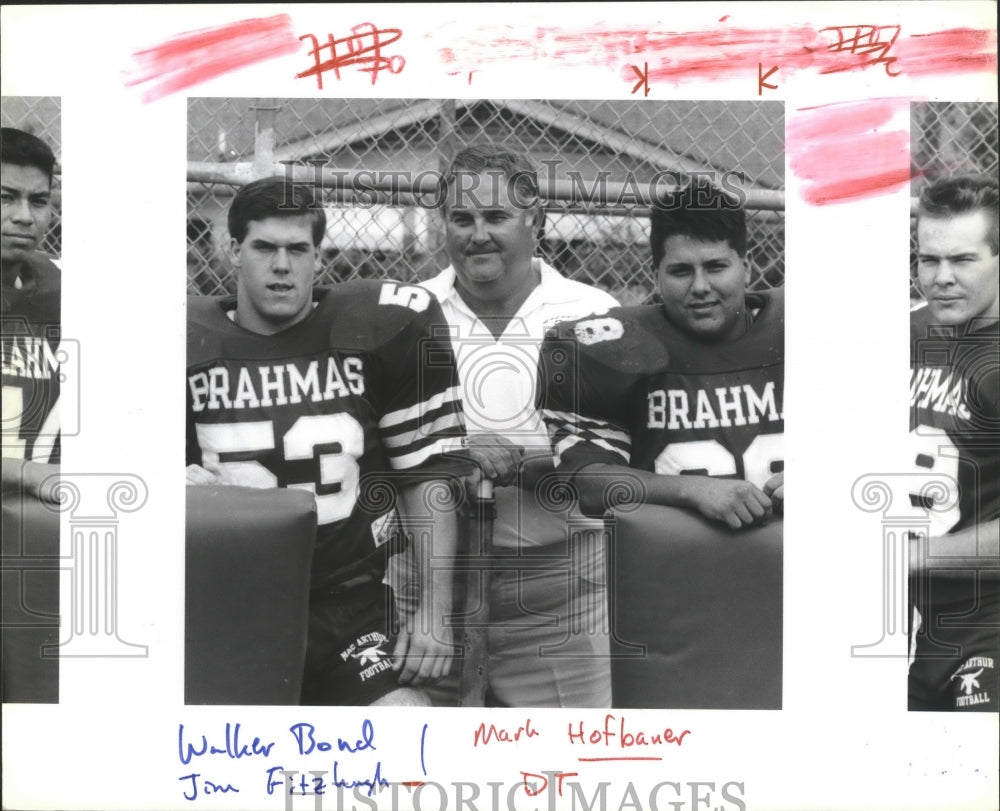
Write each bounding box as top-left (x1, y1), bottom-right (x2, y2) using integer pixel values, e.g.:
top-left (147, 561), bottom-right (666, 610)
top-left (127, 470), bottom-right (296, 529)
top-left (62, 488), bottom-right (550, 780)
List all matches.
top-left (649, 178), bottom-right (747, 269)
top-left (1, 127), bottom-right (56, 184)
top-left (227, 177), bottom-right (326, 246)
top-left (918, 174), bottom-right (999, 255)
top-left (444, 144), bottom-right (539, 210)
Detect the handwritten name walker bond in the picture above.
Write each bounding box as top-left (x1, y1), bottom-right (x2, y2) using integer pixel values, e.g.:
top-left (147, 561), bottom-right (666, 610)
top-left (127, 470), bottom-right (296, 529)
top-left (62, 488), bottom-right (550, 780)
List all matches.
top-left (176, 718), bottom-right (426, 802)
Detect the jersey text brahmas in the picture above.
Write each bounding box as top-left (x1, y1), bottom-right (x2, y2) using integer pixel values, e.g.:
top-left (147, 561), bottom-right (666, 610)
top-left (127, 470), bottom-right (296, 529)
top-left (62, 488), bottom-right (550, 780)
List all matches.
top-left (189, 355), bottom-right (364, 412)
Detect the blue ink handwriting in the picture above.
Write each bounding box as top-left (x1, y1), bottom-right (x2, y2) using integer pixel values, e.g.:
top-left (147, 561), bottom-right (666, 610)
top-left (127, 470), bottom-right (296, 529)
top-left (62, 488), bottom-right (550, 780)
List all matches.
top-left (288, 719), bottom-right (376, 756)
top-left (178, 722), bottom-right (275, 765)
top-left (179, 773), bottom-right (239, 802)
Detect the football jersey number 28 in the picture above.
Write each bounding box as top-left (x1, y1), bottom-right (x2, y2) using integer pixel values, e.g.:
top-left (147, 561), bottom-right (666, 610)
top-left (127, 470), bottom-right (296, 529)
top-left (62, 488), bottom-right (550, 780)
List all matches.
top-left (654, 433), bottom-right (783, 490)
top-left (195, 413), bottom-right (363, 525)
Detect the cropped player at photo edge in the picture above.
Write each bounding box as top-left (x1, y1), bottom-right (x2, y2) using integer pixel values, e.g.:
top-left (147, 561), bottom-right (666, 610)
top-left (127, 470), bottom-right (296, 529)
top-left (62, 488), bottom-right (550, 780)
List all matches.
top-left (186, 176), bottom-right (471, 707)
top-left (1, 125), bottom-right (62, 706)
top-left (1, 126), bottom-right (61, 502)
top-left (909, 173), bottom-right (1000, 712)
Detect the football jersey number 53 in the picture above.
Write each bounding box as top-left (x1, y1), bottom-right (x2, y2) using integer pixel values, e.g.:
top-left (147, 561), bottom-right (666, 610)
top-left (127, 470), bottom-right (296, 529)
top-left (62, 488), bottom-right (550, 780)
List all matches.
top-left (195, 414), bottom-right (363, 525)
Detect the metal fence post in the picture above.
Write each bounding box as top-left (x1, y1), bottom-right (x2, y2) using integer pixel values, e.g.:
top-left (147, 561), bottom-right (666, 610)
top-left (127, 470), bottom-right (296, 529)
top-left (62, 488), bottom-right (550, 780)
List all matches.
top-left (251, 99), bottom-right (280, 181)
top-left (459, 478), bottom-right (495, 707)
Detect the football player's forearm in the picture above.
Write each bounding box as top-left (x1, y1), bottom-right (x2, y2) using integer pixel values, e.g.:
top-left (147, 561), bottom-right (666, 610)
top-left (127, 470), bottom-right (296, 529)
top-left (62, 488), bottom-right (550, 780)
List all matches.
top-left (573, 463), bottom-right (688, 516)
top-left (910, 517), bottom-right (1000, 577)
top-left (2, 458), bottom-right (60, 501)
top-left (397, 479), bottom-right (459, 613)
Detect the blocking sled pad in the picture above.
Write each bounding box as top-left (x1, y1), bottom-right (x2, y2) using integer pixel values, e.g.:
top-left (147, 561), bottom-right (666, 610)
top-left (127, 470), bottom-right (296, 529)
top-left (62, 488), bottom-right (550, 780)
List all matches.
top-left (607, 504), bottom-right (783, 709)
top-left (2, 488), bottom-right (60, 704)
top-left (186, 485), bottom-right (316, 705)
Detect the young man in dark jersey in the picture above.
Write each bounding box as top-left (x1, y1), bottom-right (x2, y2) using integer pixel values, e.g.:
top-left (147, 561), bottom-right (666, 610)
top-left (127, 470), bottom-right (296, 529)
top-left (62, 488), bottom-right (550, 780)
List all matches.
top-left (1, 127), bottom-right (61, 502)
top-left (186, 177), bottom-right (466, 706)
top-left (908, 173), bottom-right (999, 712)
top-left (539, 179), bottom-right (783, 527)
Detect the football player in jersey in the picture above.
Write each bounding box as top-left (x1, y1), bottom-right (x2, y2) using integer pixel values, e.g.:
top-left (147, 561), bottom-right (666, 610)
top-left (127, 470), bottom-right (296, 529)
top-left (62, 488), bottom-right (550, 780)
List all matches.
top-left (1, 127), bottom-right (61, 503)
top-left (186, 177), bottom-right (466, 706)
top-left (908, 173), bottom-right (999, 712)
top-left (539, 178), bottom-right (783, 527)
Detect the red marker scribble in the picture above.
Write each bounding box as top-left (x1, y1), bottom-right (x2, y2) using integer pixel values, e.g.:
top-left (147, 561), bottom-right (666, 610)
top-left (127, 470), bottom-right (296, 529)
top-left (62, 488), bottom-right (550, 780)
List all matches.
top-left (892, 27), bottom-right (998, 75)
top-left (437, 23), bottom-right (995, 87)
top-left (624, 26), bottom-right (825, 83)
top-left (788, 99), bottom-right (914, 206)
top-left (125, 15), bottom-right (300, 102)
top-left (820, 24), bottom-right (901, 75)
top-left (298, 23), bottom-right (405, 89)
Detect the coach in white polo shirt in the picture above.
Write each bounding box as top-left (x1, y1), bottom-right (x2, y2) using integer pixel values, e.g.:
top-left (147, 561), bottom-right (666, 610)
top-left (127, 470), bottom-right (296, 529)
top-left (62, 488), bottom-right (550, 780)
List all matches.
top-left (389, 144), bottom-right (618, 707)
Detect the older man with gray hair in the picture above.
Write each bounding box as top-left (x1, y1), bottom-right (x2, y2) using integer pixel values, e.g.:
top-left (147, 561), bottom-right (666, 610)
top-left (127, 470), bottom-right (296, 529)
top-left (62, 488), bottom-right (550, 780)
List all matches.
top-left (390, 144), bottom-right (618, 707)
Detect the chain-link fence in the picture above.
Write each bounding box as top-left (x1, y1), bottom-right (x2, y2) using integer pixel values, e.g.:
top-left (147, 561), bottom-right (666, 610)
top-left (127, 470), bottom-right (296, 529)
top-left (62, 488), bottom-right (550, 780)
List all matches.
top-left (187, 99), bottom-right (784, 304)
top-left (1, 96), bottom-right (62, 260)
top-left (910, 101), bottom-right (998, 302)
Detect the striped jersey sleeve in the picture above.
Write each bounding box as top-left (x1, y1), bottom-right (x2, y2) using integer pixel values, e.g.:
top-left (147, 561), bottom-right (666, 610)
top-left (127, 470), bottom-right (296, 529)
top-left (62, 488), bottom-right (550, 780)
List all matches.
top-left (543, 407), bottom-right (631, 466)
top-left (379, 383), bottom-right (464, 469)
top-left (376, 293), bottom-right (465, 470)
top-left (537, 323), bottom-right (634, 472)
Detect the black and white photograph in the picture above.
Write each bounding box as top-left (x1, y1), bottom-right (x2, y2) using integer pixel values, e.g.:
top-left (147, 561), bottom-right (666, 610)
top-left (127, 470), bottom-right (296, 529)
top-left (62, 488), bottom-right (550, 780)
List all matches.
top-left (1, 97), bottom-right (62, 705)
top-left (906, 101), bottom-right (998, 713)
top-left (184, 98), bottom-right (785, 709)
top-left (2, 4), bottom-right (998, 811)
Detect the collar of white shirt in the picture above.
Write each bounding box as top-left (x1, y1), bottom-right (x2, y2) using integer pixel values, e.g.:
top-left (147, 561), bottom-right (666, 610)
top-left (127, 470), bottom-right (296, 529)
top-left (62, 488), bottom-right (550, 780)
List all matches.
top-left (421, 257), bottom-right (607, 316)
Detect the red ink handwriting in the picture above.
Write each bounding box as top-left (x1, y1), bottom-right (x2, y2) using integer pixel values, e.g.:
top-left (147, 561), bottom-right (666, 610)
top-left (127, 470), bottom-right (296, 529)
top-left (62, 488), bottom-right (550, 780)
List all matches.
top-left (788, 99), bottom-right (913, 206)
top-left (125, 15), bottom-right (300, 102)
top-left (567, 714), bottom-right (690, 751)
top-left (474, 719), bottom-right (540, 746)
top-left (821, 25), bottom-right (901, 76)
top-left (521, 771), bottom-right (578, 797)
top-left (630, 62), bottom-right (650, 96)
top-left (297, 23), bottom-right (404, 89)
top-left (437, 24), bottom-right (995, 87)
top-left (758, 63), bottom-right (779, 94)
